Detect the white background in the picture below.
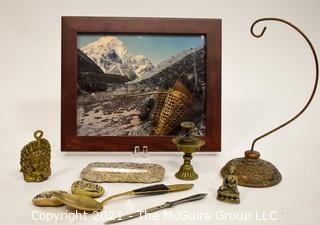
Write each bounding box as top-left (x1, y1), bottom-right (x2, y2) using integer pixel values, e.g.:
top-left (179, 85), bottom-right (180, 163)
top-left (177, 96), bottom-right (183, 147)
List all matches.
top-left (0, 0), bottom-right (319, 224)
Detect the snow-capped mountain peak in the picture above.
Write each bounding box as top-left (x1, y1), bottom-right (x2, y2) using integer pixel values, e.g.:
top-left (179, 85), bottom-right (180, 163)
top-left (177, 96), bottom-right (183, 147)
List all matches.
top-left (81, 36), bottom-right (154, 80)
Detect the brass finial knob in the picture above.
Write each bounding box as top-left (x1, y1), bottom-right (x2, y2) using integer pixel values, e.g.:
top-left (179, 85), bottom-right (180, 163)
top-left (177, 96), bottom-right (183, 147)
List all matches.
top-left (244, 150), bottom-right (260, 159)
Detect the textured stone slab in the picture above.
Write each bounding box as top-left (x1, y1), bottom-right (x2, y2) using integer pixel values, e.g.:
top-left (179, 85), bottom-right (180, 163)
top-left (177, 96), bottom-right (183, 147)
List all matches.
top-left (80, 162), bottom-right (165, 183)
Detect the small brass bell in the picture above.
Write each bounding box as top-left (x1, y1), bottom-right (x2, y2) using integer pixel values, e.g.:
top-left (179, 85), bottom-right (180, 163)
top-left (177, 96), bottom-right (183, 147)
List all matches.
top-left (173, 121), bottom-right (205, 180)
top-left (20, 130), bottom-right (51, 182)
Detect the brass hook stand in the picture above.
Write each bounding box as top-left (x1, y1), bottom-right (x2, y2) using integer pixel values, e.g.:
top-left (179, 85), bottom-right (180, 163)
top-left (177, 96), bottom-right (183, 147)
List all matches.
top-left (221, 18), bottom-right (319, 188)
top-left (250, 18), bottom-right (319, 150)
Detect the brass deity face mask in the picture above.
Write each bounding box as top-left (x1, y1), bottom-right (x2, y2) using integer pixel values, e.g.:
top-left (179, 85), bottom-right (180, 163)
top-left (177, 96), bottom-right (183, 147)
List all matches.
top-left (20, 130), bottom-right (51, 182)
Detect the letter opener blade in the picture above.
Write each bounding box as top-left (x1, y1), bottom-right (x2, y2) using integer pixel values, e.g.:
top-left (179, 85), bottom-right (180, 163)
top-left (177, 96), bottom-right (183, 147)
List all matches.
top-left (105, 193), bottom-right (207, 224)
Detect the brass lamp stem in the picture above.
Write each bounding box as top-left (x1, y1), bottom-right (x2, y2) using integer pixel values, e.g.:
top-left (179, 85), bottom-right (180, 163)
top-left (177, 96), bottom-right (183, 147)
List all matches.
top-left (250, 18), bottom-right (319, 151)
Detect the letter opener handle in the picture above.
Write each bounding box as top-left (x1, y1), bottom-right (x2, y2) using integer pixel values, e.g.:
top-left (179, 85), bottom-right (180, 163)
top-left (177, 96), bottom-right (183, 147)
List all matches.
top-left (105, 193), bottom-right (207, 224)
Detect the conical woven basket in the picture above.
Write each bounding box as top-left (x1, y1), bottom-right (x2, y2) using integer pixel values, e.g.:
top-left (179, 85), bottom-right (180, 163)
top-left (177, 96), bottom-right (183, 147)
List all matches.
top-left (150, 81), bottom-right (193, 135)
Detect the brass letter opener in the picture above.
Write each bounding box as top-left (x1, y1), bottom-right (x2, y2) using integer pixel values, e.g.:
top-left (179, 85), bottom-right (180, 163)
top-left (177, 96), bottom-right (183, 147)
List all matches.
top-left (105, 193), bottom-right (207, 224)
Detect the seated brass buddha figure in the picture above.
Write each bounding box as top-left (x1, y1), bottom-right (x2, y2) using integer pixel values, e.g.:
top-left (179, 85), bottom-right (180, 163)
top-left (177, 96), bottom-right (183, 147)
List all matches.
top-left (217, 166), bottom-right (240, 204)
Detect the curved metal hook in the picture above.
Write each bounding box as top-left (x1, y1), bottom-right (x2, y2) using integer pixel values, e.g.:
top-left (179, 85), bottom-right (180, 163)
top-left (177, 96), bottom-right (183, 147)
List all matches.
top-left (249, 18), bottom-right (319, 150)
top-left (251, 24), bottom-right (266, 38)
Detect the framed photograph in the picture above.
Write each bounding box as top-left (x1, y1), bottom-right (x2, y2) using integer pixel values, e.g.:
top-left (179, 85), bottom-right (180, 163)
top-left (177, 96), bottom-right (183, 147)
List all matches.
top-left (61, 16), bottom-right (221, 152)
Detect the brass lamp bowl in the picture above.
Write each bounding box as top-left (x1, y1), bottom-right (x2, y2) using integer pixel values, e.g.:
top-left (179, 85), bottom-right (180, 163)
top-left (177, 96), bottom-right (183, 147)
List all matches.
top-left (172, 137), bottom-right (205, 154)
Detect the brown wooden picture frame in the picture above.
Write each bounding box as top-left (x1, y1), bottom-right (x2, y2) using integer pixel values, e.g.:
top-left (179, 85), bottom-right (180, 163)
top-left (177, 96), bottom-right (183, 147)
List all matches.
top-left (61, 16), bottom-right (221, 152)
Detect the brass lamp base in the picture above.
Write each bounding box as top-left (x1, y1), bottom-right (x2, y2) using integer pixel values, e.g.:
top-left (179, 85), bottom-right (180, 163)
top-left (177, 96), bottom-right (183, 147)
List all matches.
top-left (175, 153), bottom-right (198, 180)
top-left (221, 150), bottom-right (281, 188)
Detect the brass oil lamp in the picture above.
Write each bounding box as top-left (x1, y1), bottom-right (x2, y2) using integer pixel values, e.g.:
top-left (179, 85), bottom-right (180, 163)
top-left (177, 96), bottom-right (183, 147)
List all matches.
top-left (173, 121), bottom-right (205, 180)
top-left (221, 18), bottom-right (318, 187)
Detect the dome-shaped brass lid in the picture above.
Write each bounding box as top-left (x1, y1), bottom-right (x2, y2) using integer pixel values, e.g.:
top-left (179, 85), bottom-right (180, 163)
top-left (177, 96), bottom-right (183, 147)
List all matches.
top-left (221, 150), bottom-right (281, 188)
